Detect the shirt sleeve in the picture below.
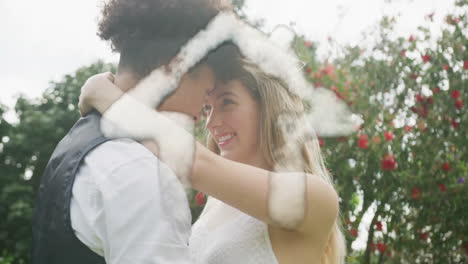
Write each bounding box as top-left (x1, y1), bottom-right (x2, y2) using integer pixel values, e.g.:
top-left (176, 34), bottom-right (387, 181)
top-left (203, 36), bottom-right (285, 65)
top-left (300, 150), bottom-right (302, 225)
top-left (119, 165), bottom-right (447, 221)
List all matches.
top-left (94, 156), bottom-right (192, 264)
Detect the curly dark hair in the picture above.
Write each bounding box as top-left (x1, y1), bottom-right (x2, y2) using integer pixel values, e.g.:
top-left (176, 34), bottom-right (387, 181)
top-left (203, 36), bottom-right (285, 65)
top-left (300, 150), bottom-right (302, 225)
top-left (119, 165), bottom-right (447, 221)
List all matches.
top-left (97, 0), bottom-right (234, 78)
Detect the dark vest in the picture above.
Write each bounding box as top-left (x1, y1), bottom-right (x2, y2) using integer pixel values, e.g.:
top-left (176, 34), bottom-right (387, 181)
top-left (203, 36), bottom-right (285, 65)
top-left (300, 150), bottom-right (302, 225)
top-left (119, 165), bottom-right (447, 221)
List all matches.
top-left (31, 112), bottom-right (109, 264)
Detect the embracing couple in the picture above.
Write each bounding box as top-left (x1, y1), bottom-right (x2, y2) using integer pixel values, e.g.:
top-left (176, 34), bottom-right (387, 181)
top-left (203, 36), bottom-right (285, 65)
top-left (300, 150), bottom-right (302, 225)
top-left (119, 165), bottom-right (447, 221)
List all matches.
top-left (31, 0), bottom-right (347, 263)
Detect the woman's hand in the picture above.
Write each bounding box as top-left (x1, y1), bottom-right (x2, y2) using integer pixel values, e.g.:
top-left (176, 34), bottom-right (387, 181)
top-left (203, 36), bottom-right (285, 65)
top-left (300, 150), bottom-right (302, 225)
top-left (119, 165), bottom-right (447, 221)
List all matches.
top-left (141, 140), bottom-right (160, 156)
top-left (78, 72), bottom-right (122, 116)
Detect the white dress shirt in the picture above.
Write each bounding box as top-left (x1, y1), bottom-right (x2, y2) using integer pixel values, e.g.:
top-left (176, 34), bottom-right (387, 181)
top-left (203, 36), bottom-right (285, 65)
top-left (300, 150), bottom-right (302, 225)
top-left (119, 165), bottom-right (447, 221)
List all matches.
top-left (70, 138), bottom-right (192, 264)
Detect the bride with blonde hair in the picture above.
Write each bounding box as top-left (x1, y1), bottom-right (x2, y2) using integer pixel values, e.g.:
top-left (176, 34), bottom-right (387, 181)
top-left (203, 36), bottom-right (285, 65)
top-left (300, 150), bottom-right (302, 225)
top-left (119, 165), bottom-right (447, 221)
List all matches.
top-left (193, 58), bottom-right (346, 264)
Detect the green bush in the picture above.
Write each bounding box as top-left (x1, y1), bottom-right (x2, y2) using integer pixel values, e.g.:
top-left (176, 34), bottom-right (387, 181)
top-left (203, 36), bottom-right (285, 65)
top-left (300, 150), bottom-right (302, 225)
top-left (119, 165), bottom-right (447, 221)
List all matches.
top-left (291, 1), bottom-right (467, 262)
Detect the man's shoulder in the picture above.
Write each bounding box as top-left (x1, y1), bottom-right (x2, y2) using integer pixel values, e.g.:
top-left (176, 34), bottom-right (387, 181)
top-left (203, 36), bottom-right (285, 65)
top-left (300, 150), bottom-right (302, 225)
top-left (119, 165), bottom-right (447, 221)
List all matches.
top-left (84, 138), bottom-right (158, 171)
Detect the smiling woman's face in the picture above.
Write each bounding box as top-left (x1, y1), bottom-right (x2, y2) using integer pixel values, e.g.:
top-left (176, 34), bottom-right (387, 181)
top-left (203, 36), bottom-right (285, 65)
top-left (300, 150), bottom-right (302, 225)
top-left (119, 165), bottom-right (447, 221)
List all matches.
top-left (204, 80), bottom-right (264, 166)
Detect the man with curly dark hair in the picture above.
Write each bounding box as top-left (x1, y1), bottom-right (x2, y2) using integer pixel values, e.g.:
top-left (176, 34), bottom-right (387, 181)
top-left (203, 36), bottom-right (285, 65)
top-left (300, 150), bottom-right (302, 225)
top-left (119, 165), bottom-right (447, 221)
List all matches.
top-left (98, 0), bottom-right (233, 80)
top-left (31, 1), bottom-right (236, 263)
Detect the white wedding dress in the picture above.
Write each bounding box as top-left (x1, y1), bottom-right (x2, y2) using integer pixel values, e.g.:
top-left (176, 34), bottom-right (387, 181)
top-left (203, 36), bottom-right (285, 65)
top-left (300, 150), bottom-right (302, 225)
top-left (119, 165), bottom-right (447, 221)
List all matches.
top-left (190, 198), bottom-right (279, 264)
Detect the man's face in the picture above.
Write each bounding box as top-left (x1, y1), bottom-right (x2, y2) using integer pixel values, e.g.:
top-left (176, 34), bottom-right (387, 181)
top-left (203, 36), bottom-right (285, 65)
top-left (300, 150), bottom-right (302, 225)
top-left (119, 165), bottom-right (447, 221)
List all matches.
top-left (157, 65), bottom-right (215, 121)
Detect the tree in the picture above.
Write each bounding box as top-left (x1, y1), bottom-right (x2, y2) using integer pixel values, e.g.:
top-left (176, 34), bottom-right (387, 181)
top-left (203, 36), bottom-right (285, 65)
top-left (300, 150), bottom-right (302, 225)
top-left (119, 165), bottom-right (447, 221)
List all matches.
top-left (0, 61), bottom-right (114, 264)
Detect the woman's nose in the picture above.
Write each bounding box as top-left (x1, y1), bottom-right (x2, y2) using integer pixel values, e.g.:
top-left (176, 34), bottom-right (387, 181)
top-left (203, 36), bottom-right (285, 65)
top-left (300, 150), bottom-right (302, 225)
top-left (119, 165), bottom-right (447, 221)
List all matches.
top-left (206, 110), bottom-right (221, 130)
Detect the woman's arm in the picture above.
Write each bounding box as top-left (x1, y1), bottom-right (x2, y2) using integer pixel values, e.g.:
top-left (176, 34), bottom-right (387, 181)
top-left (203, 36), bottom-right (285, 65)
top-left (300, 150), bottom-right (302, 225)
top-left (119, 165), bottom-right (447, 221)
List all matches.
top-left (191, 142), bottom-right (339, 238)
top-left (78, 72), bottom-right (123, 116)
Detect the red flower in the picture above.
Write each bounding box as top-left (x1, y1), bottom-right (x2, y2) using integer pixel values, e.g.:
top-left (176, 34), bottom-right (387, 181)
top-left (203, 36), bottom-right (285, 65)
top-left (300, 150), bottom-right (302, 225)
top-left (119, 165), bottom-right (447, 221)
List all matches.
top-left (450, 90), bottom-right (460, 99)
top-left (455, 100), bottom-right (463, 109)
top-left (403, 125), bottom-right (412, 132)
top-left (304, 41), bottom-right (312, 48)
top-left (305, 67), bottom-right (312, 73)
top-left (383, 131), bottom-right (394, 141)
top-left (464, 61), bottom-right (468, 70)
top-left (411, 187), bottom-right (421, 199)
top-left (375, 221), bottom-right (383, 231)
top-left (321, 64), bottom-right (335, 76)
top-left (411, 106), bottom-right (429, 118)
top-left (420, 107), bottom-right (429, 118)
top-left (450, 118), bottom-right (459, 129)
top-left (195, 192), bottom-right (206, 207)
top-left (415, 94), bottom-right (424, 102)
top-left (442, 64), bottom-right (450, 71)
top-left (426, 97), bottom-right (433, 104)
top-left (357, 134), bottom-right (368, 149)
top-left (400, 49), bottom-right (406, 57)
top-left (432, 87), bottom-right (440, 94)
top-left (381, 154), bottom-right (396, 171)
top-left (437, 183), bottom-right (446, 192)
top-left (377, 243), bottom-right (386, 253)
top-left (409, 35), bottom-right (415, 42)
top-left (419, 232), bottom-right (428, 241)
top-left (349, 229), bottom-right (358, 237)
top-left (318, 137), bottom-right (324, 147)
top-left (422, 54), bottom-right (431, 63)
top-left (441, 163), bottom-right (450, 171)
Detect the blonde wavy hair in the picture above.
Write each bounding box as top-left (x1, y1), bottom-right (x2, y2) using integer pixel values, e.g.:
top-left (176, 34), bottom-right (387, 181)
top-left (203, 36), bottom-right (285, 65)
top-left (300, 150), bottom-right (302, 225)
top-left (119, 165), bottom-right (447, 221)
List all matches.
top-left (206, 59), bottom-right (346, 264)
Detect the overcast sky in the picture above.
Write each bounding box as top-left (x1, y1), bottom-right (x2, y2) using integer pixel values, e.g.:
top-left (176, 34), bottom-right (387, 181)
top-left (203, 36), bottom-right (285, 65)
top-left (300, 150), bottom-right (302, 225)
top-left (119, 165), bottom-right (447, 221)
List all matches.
top-left (1, 0), bottom-right (456, 110)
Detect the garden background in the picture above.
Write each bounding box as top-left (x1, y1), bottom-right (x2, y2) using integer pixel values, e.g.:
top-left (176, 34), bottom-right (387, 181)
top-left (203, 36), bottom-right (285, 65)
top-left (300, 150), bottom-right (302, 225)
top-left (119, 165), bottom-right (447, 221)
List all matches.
top-left (0, 0), bottom-right (466, 263)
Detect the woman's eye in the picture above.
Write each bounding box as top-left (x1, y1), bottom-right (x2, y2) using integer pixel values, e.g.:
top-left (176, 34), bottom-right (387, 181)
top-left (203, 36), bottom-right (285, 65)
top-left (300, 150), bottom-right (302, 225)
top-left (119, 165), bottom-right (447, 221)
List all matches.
top-left (222, 98), bottom-right (234, 105)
